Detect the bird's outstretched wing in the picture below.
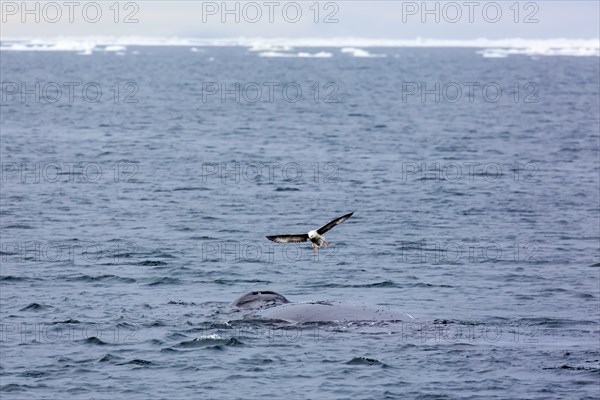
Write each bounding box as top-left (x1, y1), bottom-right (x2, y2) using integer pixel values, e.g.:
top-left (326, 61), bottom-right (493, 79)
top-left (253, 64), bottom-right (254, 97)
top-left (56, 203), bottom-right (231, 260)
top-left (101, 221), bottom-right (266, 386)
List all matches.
top-left (266, 234), bottom-right (309, 243)
top-left (317, 212), bottom-right (354, 235)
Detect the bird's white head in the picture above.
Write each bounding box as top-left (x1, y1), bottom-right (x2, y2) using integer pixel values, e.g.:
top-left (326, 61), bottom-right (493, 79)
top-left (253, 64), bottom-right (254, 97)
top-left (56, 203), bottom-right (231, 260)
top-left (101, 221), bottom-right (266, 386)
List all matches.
top-left (308, 230), bottom-right (318, 239)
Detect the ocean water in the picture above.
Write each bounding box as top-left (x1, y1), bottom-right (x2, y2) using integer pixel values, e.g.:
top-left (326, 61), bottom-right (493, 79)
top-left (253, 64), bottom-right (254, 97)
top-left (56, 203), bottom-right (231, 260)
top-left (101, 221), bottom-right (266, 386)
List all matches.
top-left (1, 46), bottom-right (599, 399)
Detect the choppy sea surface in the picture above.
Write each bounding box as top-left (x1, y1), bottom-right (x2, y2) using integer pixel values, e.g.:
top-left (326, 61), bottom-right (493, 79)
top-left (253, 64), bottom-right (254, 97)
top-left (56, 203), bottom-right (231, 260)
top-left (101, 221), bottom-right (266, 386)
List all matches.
top-left (1, 46), bottom-right (599, 399)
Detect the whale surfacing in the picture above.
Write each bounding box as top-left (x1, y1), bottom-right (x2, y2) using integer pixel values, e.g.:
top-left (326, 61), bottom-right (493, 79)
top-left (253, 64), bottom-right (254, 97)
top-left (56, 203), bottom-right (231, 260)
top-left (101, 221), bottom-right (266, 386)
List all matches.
top-left (232, 291), bottom-right (410, 323)
top-left (258, 302), bottom-right (407, 323)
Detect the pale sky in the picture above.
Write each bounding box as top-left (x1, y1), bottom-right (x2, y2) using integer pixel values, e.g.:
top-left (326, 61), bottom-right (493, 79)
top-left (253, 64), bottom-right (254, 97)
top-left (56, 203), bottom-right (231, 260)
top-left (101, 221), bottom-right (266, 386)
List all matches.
top-left (1, 1), bottom-right (599, 39)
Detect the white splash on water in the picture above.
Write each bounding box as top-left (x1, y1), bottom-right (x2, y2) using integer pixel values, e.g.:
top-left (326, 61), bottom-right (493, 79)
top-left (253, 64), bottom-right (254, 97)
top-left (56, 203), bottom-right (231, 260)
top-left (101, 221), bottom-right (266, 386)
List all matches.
top-left (1, 37), bottom-right (597, 58)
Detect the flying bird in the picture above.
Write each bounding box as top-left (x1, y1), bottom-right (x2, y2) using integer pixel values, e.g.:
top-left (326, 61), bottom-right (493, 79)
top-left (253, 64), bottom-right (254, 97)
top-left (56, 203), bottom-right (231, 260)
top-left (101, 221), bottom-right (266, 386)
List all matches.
top-left (266, 212), bottom-right (354, 252)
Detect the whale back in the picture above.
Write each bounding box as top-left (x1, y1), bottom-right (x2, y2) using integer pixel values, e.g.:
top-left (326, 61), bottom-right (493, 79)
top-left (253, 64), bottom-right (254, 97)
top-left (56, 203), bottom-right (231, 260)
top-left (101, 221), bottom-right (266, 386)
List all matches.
top-left (232, 291), bottom-right (290, 309)
top-left (257, 302), bottom-right (408, 323)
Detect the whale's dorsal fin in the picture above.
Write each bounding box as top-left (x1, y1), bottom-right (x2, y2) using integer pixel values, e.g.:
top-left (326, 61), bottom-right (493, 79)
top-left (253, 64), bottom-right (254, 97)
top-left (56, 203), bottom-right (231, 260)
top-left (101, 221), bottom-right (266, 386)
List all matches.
top-left (232, 291), bottom-right (290, 309)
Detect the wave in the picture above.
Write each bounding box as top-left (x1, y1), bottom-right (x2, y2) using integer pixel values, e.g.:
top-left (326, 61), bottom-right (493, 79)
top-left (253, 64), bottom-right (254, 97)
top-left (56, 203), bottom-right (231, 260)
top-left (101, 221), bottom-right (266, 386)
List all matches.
top-left (258, 51), bottom-right (332, 58)
top-left (478, 45), bottom-right (599, 58)
top-left (341, 47), bottom-right (386, 58)
top-left (1, 37), bottom-right (598, 58)
top-left (297, 51), bottom-right (332, 58)
top-left (248, 43), bottom-right (293, 53)
top-left (0, 39), bottom-right (128, 55)
top-left (103, 45), bottom-right (127, 52)
top-left (1, 39), bottom-right (97, 52)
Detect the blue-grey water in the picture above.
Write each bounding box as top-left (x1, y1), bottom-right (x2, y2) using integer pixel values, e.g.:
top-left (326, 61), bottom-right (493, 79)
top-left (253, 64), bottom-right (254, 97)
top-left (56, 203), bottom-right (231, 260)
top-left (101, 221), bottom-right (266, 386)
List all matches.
top-left (1, 47), bottom-right (599, 399)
